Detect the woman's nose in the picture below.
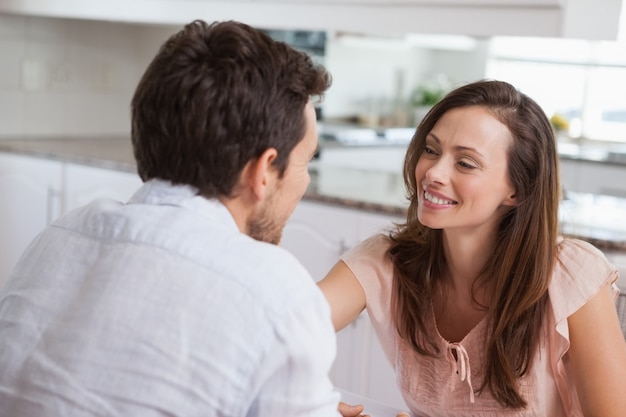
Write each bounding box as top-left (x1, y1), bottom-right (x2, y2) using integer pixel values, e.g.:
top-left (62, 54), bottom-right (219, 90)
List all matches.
top-left (425, 158), bottom-right (450, 185)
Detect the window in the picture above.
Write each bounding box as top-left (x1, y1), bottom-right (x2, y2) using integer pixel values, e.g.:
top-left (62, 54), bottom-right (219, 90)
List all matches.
top-left (485, 36), bottom-right (626, 143)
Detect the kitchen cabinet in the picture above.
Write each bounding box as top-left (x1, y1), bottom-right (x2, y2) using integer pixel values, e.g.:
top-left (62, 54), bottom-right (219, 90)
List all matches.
top-left (576, 162), bottom-right (626, 199)
top-left (282, 201), bottom-right (384, 398)
top-left (560, 158), bottom-right (626, 199)
top-left (282, 200), bottom-right (361, 282)
top-left (355, 209), bottom-right (407, 407)
top-left (282, 201), bottom-right (369, 395)
top-left (64, 164), bottom-right (143, 213)
top-left (0, 0), bottom-right (621, 40)
top-left (559, 158), bottom-right (581, 196)
top-left (316, 146), bottom-right (408, 210)
top-left (0, 153), bottom-right (63, 288)
top-left (0, 152), bottom-right (142, 289)
top-left (604, 251), bottom-right (626, 290)
top-left (282, 199), bottom-right (406, 407)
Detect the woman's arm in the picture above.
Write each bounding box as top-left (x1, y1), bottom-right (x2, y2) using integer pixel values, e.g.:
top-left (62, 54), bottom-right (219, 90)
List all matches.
top-left (318, 261), bottom-right (367, 332)
top-left (567, 283), bottom-right (626, 417)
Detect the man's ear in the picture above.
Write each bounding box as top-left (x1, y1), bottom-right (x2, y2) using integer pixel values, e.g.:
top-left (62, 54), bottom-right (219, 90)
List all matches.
top-left (245, 148), bottom-right (278, 202)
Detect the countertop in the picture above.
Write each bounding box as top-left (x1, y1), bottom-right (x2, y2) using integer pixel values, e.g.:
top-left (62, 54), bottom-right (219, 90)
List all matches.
top-left (1, 136), bottom-right (626, 252)
top-left (0, 136), bottom-right (137, 173)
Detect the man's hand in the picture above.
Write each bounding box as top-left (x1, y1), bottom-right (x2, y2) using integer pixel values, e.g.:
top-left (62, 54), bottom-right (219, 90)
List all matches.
top-left (338, 401), bottom-right (367, 417)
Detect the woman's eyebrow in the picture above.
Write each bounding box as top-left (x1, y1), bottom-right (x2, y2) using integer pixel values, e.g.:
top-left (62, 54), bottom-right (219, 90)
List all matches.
top-left (427, 133), bottom-right (485, 158)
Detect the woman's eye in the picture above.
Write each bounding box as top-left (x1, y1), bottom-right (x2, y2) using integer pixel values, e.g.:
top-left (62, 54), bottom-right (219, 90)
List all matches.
top-left (423, 146), bottom-right (437, 155)
top-left (458, 160), bottom-right (477, 169)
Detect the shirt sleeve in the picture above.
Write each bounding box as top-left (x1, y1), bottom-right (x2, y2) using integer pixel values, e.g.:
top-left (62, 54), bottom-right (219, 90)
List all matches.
top-left (249, 288), bottom-right (342, 417)
top-left (548, 237), bottom-right (620, 413)
top-left (550, 237), bottom-right (619, 323)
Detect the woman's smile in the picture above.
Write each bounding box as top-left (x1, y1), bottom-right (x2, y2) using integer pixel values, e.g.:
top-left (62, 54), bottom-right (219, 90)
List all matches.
top-left (415, 105), bottom-right (517, 232)
top-left (422, 189), bottom-right (457, 207)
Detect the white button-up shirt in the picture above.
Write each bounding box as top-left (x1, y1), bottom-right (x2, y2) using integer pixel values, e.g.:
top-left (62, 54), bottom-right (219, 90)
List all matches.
top-left (0, 179), bottom-right (340, 417)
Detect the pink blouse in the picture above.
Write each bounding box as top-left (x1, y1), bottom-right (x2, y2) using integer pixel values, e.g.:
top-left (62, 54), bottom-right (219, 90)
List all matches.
top-left (341, 235), bottom-right (619, 417)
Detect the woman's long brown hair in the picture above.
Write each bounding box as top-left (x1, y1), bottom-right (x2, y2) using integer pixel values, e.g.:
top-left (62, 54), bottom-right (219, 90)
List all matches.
top-left (388, 80), bottom-right (560, 408)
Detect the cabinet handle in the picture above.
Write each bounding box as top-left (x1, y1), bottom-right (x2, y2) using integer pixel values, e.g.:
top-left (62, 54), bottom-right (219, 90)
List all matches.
top-left (46, 187), bottom-right (61, 225)
top-left (339, 239), bottom-right (350, 254)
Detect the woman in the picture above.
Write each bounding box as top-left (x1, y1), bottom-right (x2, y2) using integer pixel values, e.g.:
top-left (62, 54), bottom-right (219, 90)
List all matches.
top-left (320, 80), bottom-right (626, 416)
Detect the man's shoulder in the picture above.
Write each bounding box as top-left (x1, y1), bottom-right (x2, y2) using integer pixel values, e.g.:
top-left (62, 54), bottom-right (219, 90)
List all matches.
top-left (226, 237), bottom-right (320, 301)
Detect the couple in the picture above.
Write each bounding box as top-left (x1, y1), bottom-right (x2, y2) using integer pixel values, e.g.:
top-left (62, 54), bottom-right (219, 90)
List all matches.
top-left (0, 19), bottom-right (624, 417)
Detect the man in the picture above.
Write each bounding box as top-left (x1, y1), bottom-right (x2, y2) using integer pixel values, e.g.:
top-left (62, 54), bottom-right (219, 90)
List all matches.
top-left (0, 20), bottom-right (340, 417)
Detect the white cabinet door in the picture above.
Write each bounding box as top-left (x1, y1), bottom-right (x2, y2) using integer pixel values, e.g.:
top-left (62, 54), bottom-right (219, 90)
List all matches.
top-left (282, 200), bottom-right (366, 393)
top-left (0, 153), bottom-right (63, 287)
top-left (282, 199), bottom-right (407, 405)
top-left (63, 164), bottom-right (143, 214)
top-left (282, 199), bottom-right (360, 282)
top-left (333, 312), bottom-right (372, 395)
top-left (358, 209), bottom-right (404, 239)
top-left (578, 162), bottom-right (626, 198)
top-left (356, 210), bottom-right (407, 408)
top-left (559, 158), bottom-right (580, 196)
top-left (559, 158), bottom-right (626, 199)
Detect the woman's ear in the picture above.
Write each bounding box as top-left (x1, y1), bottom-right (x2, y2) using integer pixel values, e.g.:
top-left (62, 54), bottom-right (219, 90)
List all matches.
top-left (246, 148), bottom-right (278, 201)
top-left (502, 191), bottom-right (517, 207)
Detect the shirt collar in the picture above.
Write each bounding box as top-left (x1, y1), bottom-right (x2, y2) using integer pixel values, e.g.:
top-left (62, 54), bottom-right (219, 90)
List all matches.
top-left (129, 179), bottom-right (240, 233)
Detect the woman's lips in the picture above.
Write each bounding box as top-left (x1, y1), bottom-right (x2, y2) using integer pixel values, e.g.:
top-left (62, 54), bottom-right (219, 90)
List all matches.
top-left (423, 190), bottom-right (457, 206)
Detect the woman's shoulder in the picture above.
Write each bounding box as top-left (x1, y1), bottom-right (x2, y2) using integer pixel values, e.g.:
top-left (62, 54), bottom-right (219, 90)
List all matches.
top-left (555, 237), bottom-right (616, 280)
top-left (342, 233), bottom-right (392, 260)
top-left (557, 236), bottom-right (606, 258)
top-left (549, 237), bottom-right (619, 318)
top-left (340, 233), bottom-right (395, 290)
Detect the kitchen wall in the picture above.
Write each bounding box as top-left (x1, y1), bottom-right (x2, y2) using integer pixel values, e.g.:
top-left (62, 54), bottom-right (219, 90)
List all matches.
top-left (0, 13), bottom-right (494, 138)
top-left (4, 13), bottom-right (624, 140)
top-left (322, 33), bottom-right (489, 121)
top-left (0, 14), bottom-right (175, 138)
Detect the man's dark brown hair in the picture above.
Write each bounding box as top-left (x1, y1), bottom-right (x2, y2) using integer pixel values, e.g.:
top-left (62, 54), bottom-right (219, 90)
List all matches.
top-left (131, 20), bottom-right (331, 198)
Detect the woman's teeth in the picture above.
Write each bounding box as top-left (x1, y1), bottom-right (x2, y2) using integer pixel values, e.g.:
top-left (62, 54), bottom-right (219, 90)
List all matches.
top-left (424, 191), bottom-right (455, 205)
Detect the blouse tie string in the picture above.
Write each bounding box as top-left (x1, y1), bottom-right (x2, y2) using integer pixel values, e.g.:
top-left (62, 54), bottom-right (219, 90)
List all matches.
top-left (447, 342), bottom-right (475, 403)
